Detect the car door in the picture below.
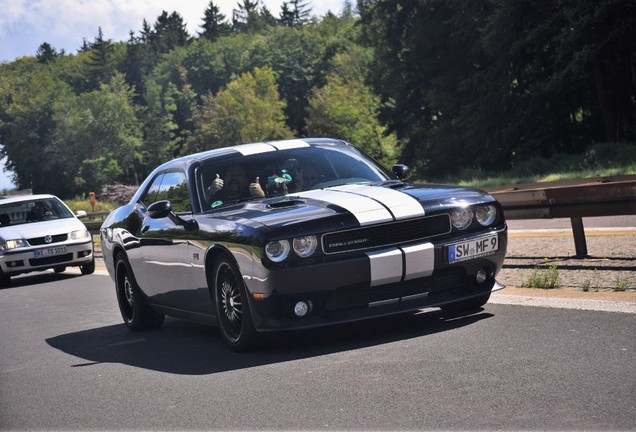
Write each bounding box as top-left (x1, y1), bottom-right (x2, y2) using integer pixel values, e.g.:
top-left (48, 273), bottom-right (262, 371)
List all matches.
top-left (139, 170), bottom-right (201, 311)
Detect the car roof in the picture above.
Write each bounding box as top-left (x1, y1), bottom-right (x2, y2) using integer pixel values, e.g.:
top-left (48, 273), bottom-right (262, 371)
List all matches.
top-left (155, 138), bottom-right (349, 171)
top-left (0, 194), bottom-right (59, 206)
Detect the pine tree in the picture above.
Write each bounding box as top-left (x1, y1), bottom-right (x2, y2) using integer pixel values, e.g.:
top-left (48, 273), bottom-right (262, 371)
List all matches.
top-left (200, 1), bottom-right (231, 42)
top-left (36, 43), bottom-right (59, 64)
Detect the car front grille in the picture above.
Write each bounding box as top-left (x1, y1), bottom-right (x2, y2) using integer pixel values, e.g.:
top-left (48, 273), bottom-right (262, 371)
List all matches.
top-left (28, 234), bottom-right (68, 246)
top-left (324, 268), bottom-right (466, 311)
top-left (321, 214), bottom-right (451, 254)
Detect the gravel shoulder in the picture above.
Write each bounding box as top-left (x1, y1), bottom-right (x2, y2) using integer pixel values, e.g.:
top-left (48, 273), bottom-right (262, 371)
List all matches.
top-left (497, 225), bottom-right (636, 302)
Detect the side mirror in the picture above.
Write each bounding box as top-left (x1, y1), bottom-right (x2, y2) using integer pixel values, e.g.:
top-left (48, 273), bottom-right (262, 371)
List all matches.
top-left (392, 164), bottom-right (412, 181)
top-left (147, 200), bottom-right (198, 232)
top-left (76, 210), bottom-right (87, 219)
top-left (147, 200), bottom-right (172, 219)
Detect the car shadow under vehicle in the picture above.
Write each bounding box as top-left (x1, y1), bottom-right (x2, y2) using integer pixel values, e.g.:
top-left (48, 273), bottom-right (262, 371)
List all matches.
top-left (45, 308), bottom-right (493, 375)
top-left (1, 270), bottom-right (84, 290)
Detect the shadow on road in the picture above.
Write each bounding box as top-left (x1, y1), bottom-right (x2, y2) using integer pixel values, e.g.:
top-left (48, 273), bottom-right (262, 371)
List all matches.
top-left (0, 271), bottom-right (84, 290)
top-left (46, 309), bottom-right (493, 375)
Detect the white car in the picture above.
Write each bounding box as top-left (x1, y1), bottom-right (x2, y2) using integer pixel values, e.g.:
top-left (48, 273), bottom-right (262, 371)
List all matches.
top-left (0, 194), bottom-right (94, 286)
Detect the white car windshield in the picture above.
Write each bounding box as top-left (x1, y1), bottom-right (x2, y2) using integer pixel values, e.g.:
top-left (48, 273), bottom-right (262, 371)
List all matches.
top-left (0, 198), bottom-right (74, 227)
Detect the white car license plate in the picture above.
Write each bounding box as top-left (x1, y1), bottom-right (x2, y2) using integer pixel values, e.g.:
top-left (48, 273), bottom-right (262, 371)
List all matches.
top-left (448, 234), bottom-right (498, 263)
top-left (34, 246), bottom-right (67, 258)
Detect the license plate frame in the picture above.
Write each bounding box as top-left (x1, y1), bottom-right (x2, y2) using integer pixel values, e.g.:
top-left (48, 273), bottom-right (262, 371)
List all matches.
top-left (448, 234), bottom-right (499, 263)
top-left (34, 246), bottom-right (67, 258)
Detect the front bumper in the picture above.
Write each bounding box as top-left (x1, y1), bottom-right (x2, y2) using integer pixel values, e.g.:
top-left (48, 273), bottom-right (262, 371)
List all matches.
top-left (0, 240), bottom-right (94, 276)
top-left (245, 228), bottom-right (507, 331)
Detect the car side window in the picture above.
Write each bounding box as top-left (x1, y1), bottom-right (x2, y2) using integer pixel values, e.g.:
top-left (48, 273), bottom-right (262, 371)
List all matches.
top-left (155, 171), bottom-right (191, 213)
top-left (140, 175), bottom-right (164, 208)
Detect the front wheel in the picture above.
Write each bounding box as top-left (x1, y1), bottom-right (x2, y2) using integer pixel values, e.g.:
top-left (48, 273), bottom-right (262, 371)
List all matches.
top-left (80, 257), bottom-right (95, 275)
top-left (213, 257), bottom-right (261, 351)
top-left (0, 270), bottom-right (10, 288)
top-left (440, 292), bottom-right (491, 314)
top-left (115, 254), bottom-right (164, 330)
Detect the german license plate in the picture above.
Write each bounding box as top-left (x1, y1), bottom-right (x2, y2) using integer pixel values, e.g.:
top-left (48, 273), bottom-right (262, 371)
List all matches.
top-left (448, 234), bottom-right (498, 263)
top-left (34, 246), bottom-right (67, 258)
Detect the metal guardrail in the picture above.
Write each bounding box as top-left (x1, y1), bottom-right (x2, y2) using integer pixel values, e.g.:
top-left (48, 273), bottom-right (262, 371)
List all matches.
top-left (80, 212), bottom-right (110, 236)
top-left (489, 179), bottom-right (636, 257)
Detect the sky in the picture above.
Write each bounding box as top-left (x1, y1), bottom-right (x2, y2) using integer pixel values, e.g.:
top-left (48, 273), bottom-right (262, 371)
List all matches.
top-left (0, 0), bottom-right (346, 189)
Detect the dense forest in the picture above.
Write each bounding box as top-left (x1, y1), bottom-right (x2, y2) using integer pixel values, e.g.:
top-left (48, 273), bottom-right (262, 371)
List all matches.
top-left (0, 0), bottom-right (634, 198)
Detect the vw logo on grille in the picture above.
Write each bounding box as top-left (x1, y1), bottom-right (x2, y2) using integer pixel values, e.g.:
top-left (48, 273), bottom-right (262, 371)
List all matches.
top-left (44, 235), bottom-right (53, 244)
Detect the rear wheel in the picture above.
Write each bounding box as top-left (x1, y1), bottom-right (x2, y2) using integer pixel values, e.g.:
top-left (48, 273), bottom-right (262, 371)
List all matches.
top-left (213, 257), bottom-right (261, 351)
top-left (54, 266), bottom-right (66, 273)
top-left (115, 254), bottom-right (164, 330)
top-left (440, 292), bottom-right (491, 314)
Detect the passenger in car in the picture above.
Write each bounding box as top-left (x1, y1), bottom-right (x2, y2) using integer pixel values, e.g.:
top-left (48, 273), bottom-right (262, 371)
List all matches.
top-left (286, 163), bottom-right (322, 192)
top-left (206, 165), bottom-right (265, 203)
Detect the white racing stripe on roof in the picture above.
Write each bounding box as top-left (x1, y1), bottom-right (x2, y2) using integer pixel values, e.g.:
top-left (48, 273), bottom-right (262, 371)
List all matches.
top-left (235, 143), bottom-right (276, 156)
top-left (298, 189), bottom-right (393, 226)
top-left (268, 139), bottom-right (310, 150)
top-left (330, 184), bottom-right (425, 220)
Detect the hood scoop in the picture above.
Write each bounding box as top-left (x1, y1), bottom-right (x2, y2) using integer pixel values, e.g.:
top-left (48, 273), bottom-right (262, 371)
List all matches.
top-left (266, 198), bottom-right (306, 209)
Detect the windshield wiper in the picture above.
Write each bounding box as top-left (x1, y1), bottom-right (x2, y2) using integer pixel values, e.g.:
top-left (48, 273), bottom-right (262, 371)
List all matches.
top-left (378, 180), bottom-right (406, 188)
top-left (210, 195), bottom-right (264, 209)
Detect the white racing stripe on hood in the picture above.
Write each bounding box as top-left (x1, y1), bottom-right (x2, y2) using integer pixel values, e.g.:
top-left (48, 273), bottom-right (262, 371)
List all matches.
top-left (297, 189), bottom-right (393, 225)
top-left (331, 184), bottom-right (425, 220)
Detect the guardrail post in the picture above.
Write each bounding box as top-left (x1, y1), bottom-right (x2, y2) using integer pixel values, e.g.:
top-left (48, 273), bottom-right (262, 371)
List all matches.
top-left (570, 217), bottom-right (588, 258)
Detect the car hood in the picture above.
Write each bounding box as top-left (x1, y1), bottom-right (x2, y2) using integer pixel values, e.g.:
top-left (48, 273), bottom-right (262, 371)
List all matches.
top-left (0, 218), bottom-right (85, 240)
top-left (213, 183), bottom-right (494, 231)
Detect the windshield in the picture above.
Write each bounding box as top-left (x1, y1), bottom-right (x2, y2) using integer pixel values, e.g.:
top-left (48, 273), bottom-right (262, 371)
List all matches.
top-left (0, 197), bottom-right (74, 227)
top-left (197, 144), bottom-right (394, 209)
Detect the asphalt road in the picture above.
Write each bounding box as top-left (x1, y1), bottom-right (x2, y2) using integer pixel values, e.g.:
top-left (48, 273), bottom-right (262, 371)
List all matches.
top-left (1, 271), bottom-right (635, 430)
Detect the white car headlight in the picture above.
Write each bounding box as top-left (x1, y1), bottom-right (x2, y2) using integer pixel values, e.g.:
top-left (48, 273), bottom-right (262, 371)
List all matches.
top-left (475, 205), bottom-right (497, 226)
top-left (451, 208), bottom-right (474, 230)
top-left (292, 235), bottom-right (317, 258)
top-left (71, 229), bottom-right (91, 240)
top-left (2, 239), bottom-right (28, 251)
top-left (265, 240), bottom-right (290, 262)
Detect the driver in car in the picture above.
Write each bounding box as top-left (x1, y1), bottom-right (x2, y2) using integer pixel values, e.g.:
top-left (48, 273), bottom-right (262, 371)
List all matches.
top-left (27, 201), bottom-right (48, 221)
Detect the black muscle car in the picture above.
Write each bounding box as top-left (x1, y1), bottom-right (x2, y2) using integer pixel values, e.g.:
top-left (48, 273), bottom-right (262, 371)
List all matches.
top-left (100, 138), bottom-right (507, 350)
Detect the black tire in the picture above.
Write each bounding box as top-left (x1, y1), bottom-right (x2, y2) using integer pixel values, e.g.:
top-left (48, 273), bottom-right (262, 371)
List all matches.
top-left (0, 270), bottom-right (10, 288)
top-left (213, 257), bottom-right (261, 351)
top-left (440, 292), bottom-right (491, 314)
top-left (115, 254), bottom-right (164, 331)
top-left (80, 257), bottom-right (95, 275)
top-left (54, 266), bottom-right (66, 273)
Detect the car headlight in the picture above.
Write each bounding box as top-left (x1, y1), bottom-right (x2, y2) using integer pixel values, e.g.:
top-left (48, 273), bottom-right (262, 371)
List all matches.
top-left (265, 240), bottom-right (290, 262)
top-left (451, 207), bottom-right (474, 230)
top-left (1, 239), bottom-right (28, 251)
top-left (292, 235), bottom-right (317, 258)
top-left (71, 229), bottom-right (91, 240)
top-left (475, 205), bottom-right (497, 226)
